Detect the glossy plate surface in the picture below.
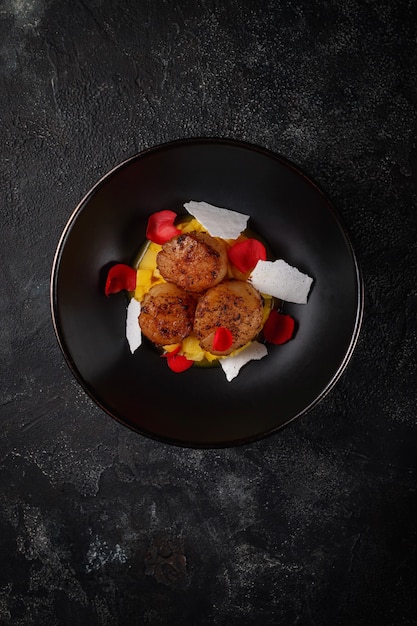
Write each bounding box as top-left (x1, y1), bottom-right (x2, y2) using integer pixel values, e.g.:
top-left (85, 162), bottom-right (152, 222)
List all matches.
top-left (51, 138), bottom-right (363, 447)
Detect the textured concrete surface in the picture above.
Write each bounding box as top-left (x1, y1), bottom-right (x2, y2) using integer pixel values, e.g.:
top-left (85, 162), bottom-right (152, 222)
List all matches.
top-left (1, 0), bottom-right (417, 624)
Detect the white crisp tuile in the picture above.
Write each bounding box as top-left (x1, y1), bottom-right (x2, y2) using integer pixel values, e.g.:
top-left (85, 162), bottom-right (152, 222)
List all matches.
top-left (184, 200), bottom-right (249, 239)
top-left (220, 341), bottom-right (268, 382)
top-left (250, 259), bottom-right (313, 304)
top-left (126, 298), bottom-right (142, 353)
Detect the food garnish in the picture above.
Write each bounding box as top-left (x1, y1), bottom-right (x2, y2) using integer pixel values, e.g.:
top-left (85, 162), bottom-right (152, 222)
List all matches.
top-left (165, 352), bottom-right (194, 373)
top-left (219, 341), bottom-right (268, 382)
top-left (262, 310), bottom-right (295, 345)
top-left (212, 327), bottom-right (234, 353)
top-left (160, 345), bottom-right (194, 372)
top-left (184, 201), bottom-right (249, 239)
top-left (250, 259), bottom-right (313, 304)
top-left (227, 238), bottom-right (267, 274)
top-left (146, 209), bottom-right (182, 245)
top-left (126, 298), bottom-right (142, 353)
top-left (105, 263), bottom-right (137, 296)
top-left (105, 201), bottom-right (314, 381)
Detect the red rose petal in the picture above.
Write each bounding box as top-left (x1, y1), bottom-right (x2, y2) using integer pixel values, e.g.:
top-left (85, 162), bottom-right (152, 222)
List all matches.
top-left (161, 345), bottom-right (181, 358)
top-left (263, 310), bottom-right (295, 344)
top-left (227, 238), bottom-right (267, 274)
top-left (146, 210), bottom-right (182, 245)
top-left (105, 264), bottom-right (137, 296)
top-left (166, 353), bottom-right (194, 373)
top-left (212, 327), bottom-right (233, 352)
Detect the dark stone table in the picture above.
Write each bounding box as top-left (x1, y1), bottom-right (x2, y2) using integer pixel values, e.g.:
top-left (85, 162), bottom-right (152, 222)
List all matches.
top-left (1, 1), bottom-right (416, 624)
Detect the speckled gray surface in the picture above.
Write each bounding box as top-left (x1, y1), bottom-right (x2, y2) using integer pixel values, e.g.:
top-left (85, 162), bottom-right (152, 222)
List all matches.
top-left (1, 0), bottom-right (417, 624)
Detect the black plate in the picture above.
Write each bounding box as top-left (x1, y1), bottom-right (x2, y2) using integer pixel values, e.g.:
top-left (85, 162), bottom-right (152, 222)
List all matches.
top-left (51, 138), bottom-right (363, 447)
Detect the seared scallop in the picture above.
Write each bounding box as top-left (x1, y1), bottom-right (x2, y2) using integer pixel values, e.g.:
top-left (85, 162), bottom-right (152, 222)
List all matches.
top-left (139, 283), bottom-right (196, 345)
top-left (193, 280), bottom-right (264, 356)
top-left (156, 231), bottom-right (228, 293)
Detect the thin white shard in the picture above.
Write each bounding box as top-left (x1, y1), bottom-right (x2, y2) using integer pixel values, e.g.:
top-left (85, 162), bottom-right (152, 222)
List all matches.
top-left (250, 259), bottom-right (313, 304)
top-left (184, 200), bottom-right (249, 239)
top-left (220, 341), bottom-right (268, 382)
top-left (126, 298), bottom-right (142, 353)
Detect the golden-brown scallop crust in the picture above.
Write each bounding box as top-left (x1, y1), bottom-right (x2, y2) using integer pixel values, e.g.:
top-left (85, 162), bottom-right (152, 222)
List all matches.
top-left (193, 280), bottom-right (264, 356)
top-left (139, 283), bottom-right (197, 346)
top-left (156, 231), bottom-right (228, 293)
